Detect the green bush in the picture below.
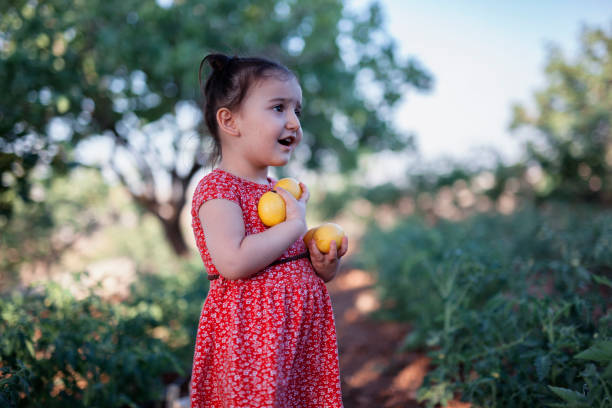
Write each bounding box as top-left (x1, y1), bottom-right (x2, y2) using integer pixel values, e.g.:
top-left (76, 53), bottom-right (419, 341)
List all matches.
top-left (0, 281), bottom-right (185, 407)
top-left (125, 258), bottom-right (209, 372)
top-left (359, 203), bottom-right (612, 407)
top-left (0, 169), bottom-right (111, 291)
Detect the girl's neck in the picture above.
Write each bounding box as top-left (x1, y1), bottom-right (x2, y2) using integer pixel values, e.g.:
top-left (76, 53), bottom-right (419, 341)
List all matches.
top-left (217, 159), bottom-right (269, 185)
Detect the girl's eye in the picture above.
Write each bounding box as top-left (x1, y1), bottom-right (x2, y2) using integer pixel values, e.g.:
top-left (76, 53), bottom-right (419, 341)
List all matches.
top-left (273, 105), bottom-right (283, 112)
top-left (294, 109), bottom-right (301, 117)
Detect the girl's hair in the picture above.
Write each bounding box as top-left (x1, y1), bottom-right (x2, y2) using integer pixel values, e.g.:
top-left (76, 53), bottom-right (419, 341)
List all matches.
top-left (198, 53), bottom-right (295, 166)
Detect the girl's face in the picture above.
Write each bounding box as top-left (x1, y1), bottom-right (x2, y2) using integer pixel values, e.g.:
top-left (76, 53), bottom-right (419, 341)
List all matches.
top-left (233, 75), bottom-right (303, 169)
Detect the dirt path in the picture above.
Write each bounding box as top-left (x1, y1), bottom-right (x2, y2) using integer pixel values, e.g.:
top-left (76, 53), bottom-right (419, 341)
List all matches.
top-left (327, 267), bottom-right (429, 408)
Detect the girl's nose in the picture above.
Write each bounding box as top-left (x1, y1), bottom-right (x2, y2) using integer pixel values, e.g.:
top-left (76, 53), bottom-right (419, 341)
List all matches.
top-left (286, 111), bottom-right (300, 130)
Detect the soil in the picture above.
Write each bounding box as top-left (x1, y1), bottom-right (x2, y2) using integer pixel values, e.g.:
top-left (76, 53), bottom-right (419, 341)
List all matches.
top-left (328, 266), bottom-right (471, 408)
top-left (328, 267), bottom-right (426, 408)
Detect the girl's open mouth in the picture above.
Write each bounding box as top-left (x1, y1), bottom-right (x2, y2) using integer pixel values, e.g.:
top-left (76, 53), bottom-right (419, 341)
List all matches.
top-left (278, 136), bottom-right (295, 146)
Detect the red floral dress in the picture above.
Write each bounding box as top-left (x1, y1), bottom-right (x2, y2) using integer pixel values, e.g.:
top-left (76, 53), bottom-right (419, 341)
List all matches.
top-left (190, 168), bottom-right (343, 408)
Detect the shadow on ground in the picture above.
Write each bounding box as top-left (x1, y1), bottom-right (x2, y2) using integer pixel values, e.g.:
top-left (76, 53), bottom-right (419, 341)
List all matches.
top-left (328, 267), bottom-right (426, 408)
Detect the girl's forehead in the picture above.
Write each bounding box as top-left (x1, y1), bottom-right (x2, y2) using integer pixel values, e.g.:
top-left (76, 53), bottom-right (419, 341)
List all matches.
top-left (250, 76), bottom-right (302, 102)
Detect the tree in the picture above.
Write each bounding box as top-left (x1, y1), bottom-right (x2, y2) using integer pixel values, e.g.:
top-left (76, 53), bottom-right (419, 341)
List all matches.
top-left (510, 23), bottom-right (612, 203)
top-left (0, 169), bottom-right (108, 291)
top-left (1, 0), bottom-right (432, 255)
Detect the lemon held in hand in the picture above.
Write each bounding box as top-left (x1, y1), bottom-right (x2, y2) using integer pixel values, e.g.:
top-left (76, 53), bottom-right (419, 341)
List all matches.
top-left (312, 223), bottom-right (345, 254)
top-left (274, 178), bottom-right (302, 199)
top-left (258, 191), bottom-right (286, 227)
top-left (303, 227), bottom-right (316, 248)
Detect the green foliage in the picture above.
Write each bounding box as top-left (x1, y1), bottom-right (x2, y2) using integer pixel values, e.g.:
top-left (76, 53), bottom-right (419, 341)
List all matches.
top-left (358, 204), bottom-right (612, 407)
top-left (125, 258), bottom-right (210, 372)
top-left (0, 281), bottom-right (184, 407)
top-left (1, 170), bottom-right (210, 405)
top-left (316, 181), bottom-right (409, 219)
top-left (0, 0), bottom-right (431, 228)
top-left (511, 24), bottom-right (612, 202)
top-left (575, 340), bottom-right (612, 362)
top-left (544, 340), bottom-right (612, 408)
top-left (0, 168), bottom-right (110, 290)
top-left (314, 157), bottom-right (532, 220)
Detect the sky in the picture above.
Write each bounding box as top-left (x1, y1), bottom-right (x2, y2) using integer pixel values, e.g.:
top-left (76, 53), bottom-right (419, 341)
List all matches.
top-left (366, 0), bottom-right (612, 169)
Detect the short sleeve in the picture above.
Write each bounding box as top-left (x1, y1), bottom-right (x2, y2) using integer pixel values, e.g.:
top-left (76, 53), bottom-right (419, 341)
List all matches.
top-left (191, 172), bottom-right (241, 218)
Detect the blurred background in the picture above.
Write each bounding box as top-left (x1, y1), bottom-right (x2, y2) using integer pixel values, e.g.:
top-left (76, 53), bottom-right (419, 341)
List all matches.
top-left (1, 0), bottom-right (611, 407)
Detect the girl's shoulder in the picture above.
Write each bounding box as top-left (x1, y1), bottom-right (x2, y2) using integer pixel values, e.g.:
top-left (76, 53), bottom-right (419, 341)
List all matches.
top-left (195, 168), bottom-right (272, 192)
top-left (192, 169), bottom-right (272, 212)
top-left (195, 168), bottom-right (240, 191)
top-left (192, 169), bottom-right (244, 212)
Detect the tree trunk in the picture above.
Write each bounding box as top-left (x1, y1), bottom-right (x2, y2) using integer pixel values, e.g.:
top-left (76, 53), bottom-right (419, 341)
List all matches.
top-left (106, 138), bottom-right (202, 258)
top-left (159, 214), bottom-right (190, 257)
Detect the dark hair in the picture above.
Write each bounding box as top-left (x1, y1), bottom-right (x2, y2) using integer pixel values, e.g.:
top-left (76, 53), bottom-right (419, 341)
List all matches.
top-left (198, 53), bottom-right (295, 166)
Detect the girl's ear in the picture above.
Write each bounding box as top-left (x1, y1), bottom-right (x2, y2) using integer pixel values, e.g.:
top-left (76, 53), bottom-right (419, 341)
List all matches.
top-left (216, 108), bottom-right (240, 137)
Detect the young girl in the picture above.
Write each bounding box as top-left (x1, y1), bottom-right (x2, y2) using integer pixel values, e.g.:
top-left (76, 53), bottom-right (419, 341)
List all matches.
top-left (190, 53), bottom-right (348, 408)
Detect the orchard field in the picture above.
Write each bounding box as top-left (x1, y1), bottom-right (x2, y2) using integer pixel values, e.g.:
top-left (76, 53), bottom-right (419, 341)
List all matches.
top-left (2, 0), bottom-right (612, 407)
top-left (357, 203), bottom-right (612, 407)
top-left (1, 169), bottom-right (611, 407)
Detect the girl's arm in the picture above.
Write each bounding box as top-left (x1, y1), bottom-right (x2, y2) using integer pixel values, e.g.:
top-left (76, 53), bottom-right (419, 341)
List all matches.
top-left (199, 185), bottom-right (308, 280)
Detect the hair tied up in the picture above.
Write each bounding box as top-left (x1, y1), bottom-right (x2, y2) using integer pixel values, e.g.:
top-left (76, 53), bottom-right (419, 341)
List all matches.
top-left (210, 54), bottom-right (234, 71)
top-left (199, 53), bottom-right (235, 90)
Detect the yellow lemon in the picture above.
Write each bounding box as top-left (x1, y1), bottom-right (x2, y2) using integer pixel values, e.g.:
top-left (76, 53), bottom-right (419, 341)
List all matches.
top-left (303, 227), bottom-right (317, 248)
top-left (274, 177), bottom-right (302, 199)
top-left (258, 191), bottom-right (286, 227)
top-left (312, 223), bottom-right (345, 253)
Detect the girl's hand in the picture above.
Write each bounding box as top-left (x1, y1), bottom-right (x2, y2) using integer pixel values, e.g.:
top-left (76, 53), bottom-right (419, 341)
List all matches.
top-left (275, 182), bottom-right (309, 231)
top-left (307, 234), bottom-right (349, 283)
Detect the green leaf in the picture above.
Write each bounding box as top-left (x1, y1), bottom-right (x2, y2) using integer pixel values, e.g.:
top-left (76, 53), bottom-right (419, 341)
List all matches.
top-left (536, 354), bottom-right (551, 382)
top-left (603, 361), bottom-right (612, 379)
top-left (25, 340), bottom-right (35, 358)
top-left (548, 386), bottom-right (587, 403)
top-left (575, 341), bottom-right (612, 363)
top-left (416, 382), bottom-right (454, 406)
top-left (0, 377), bottom-right (13, 386)
top-left (592, 273), bottom-right (612, 288)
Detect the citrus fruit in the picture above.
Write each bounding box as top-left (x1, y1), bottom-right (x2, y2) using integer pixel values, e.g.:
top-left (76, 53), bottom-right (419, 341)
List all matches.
top-left (312, 223), bottom-right (345, 253)
top-left (258, 191), bottom-right (286, 227)
top-left (274, 177), bottom-right (302, 199)
top-left (303, 227), bottom-right (317, 248)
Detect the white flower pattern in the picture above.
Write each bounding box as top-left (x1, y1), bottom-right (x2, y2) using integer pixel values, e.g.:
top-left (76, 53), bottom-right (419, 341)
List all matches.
top-left (190, 169), bottom-right (343, 408)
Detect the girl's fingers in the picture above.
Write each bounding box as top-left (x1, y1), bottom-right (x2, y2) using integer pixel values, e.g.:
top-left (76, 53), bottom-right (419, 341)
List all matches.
top-left (338, 236), bottom-right (349, 258)
top-left (275, 187), bottom-right (294, 203)
top-left (327, 240), bottom-right (338, 260)
top-left (309, 236), bottom-right (345, 264)
top-left (308, 237), bottom-right (323, 259)
top-left (299, 182), bottom-right (310, 203)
